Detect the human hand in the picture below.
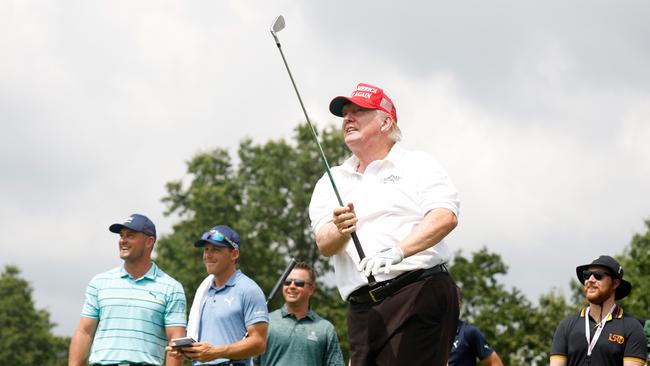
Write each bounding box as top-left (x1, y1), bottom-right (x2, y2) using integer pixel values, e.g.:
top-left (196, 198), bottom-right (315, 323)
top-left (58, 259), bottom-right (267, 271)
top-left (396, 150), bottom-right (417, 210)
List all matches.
top-left (358, 246), bottom-right (404, 276)
top-left (165, 345), bottom-right (185, 360)
top-left (181, 342), bottom-right (219, 363)
top-left (332, 203), bottom-right (357, 236)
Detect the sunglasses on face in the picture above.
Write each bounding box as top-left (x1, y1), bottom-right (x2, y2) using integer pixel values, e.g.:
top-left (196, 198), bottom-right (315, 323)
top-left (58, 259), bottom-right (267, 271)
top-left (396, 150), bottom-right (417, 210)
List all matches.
top-left (582, 270), bottom-right (612, 281)
top-left (283, 278), bottom-right (307, 288)
top-left (202, 230), bottom-right (238, 249)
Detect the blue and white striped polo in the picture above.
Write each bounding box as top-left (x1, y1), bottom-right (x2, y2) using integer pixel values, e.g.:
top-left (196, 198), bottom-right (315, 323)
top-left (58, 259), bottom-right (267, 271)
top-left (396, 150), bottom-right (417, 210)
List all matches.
top-left (81, 262), bottom-right (187, 365)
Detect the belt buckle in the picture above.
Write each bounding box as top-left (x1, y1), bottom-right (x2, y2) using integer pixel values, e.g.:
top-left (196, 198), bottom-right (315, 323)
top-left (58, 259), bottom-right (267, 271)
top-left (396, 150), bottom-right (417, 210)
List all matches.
top-left (368, 285), bottom-right (384, 303)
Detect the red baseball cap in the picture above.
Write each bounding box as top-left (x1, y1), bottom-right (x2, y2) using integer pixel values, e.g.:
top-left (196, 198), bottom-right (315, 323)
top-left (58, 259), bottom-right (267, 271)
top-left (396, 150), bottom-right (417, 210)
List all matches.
top-left (329, 83), bottom-right (397, 122)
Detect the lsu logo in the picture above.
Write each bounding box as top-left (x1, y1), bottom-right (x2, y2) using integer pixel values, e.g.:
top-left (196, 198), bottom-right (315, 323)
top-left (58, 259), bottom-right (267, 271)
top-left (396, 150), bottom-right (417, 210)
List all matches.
top-left (608, 333), bottom-right (624, 344)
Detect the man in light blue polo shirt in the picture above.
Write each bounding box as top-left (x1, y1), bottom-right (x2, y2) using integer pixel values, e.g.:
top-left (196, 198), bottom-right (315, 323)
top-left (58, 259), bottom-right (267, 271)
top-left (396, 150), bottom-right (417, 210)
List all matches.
top-left (168, 224), bottom-right (268, 366)
top-left (69, 213), bottom-right (187, 366)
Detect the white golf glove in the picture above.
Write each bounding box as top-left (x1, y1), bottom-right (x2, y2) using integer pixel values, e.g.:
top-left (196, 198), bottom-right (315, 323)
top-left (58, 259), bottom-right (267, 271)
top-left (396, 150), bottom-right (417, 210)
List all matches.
top-left (358, 246), bottom-right (405, 277)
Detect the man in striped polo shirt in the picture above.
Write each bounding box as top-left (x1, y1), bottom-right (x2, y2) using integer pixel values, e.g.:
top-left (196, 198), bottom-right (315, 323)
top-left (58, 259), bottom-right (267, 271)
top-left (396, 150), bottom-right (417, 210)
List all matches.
top-left (69, 213), bottom-right (187, 366)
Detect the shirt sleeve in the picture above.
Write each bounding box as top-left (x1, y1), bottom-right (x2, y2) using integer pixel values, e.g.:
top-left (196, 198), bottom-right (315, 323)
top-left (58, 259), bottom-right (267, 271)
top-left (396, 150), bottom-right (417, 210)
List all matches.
top-left (324, 323), bottom-right (345, 366)
top-left (80, 276), bottom-right (100, 319)
top-left (467, 324), bottom-right (495, 360)
top-left (415, 152), bottom-right (460, 217)
top-left (625, 317), bottom-right (649, 362)
top-left (550, 316), bottom-right (571, 357)
top-left (242, 283), bottom-right (269, 327)
top-left (164, 281), bottom-right (188, 327)
top-left (309, 172), bottom-right (338, 235)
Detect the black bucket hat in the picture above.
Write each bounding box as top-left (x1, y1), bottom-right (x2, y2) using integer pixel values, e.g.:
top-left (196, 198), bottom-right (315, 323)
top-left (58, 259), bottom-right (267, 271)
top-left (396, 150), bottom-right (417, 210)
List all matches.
top-left (576, 255), bottom-right (632, 300)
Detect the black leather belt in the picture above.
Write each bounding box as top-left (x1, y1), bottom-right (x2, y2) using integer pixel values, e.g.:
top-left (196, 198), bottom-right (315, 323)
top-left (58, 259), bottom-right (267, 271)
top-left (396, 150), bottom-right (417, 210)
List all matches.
top-left (347, 264), bottom-right (447, 304)
top-left (214, 361), bottom-right (248, 366)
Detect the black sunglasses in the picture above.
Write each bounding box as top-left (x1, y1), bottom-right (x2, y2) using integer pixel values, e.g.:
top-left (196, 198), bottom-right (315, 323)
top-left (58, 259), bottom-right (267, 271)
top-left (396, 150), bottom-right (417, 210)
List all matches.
top-left (283, 278), bottom-right (307, 288)
top-left (582, 270), bottom-right (612, 281)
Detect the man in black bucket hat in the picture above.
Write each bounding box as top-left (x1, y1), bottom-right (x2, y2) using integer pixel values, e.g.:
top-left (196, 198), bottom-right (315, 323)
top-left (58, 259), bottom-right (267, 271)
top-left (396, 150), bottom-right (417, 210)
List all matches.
top-left (550, 255), bottom-right (647, 366)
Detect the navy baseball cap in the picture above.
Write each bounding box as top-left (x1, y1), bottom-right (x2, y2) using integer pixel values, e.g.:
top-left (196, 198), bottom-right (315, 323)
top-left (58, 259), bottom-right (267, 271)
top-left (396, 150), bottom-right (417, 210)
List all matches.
top-left (195, 225), bottom-right (240, 250)
top-left (576, 255), bottom-right (632, 300)
top-left (109, 214), bottom-right (157, 239)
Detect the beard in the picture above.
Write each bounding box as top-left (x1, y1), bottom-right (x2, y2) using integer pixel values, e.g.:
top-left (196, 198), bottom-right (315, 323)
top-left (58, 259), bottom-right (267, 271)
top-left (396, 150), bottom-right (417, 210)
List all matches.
top-left (584, 285), bottom-right (615, 304)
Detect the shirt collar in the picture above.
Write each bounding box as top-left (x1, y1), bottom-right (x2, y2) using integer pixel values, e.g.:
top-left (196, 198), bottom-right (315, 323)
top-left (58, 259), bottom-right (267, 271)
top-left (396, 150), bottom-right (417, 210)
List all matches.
top-left (280, 304), bottom-right (316, 321)
top-left (341, 142), bottom-right (404, 173)
top-left (579, 305), bottom-right (623, 319)
top-left (210, 269), bottom-right (241, 291)
top-left (119, 262), bottom-right (158, 281)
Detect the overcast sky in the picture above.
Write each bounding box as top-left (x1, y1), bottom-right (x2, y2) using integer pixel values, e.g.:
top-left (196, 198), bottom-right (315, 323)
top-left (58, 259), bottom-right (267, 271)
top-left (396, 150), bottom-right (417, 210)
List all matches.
top-left (1, 1), bottom-right (649, 336)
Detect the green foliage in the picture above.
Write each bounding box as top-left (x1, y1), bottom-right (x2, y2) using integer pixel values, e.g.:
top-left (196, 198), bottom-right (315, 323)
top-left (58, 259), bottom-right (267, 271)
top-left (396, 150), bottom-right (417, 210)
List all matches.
top-left (616, 219), bottom-right (650, 319)
top-left (450, 248), bottom-right (572, 366)
top-left (0, 265), bottom-right (69, 366)
top-left (155, 122), bottom-right (351, 356)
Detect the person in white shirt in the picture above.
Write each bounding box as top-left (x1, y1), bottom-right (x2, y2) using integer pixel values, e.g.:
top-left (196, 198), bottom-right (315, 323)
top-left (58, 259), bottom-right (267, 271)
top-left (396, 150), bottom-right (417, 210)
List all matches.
top-left (309, 82), bottom-right (460, 365)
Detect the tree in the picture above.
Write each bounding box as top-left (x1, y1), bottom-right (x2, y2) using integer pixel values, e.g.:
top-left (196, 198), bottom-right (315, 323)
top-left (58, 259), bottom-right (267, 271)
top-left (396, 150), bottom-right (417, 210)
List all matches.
top-left (450, 248), bottom-right (572, 366)
top-left (616, 219), bottom-right (650, 320)
top-left (0, 265), bottom-right (69, 366)
top-left (155, 122), bottom-right (351, 356)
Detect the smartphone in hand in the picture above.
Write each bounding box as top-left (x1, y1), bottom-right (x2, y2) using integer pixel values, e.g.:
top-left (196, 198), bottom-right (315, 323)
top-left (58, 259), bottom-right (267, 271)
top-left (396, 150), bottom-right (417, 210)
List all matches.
top-left (171, 337), bottom-right (196, 349)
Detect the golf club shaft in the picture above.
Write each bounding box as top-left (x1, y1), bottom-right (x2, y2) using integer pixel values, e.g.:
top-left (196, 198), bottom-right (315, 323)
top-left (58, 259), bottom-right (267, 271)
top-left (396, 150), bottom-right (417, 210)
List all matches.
top-left (272, 37), bottom-right (375, 284)
top-left (243, 258), bottom-right (298, 341)
top-left (266, 258), bottom-right (297, 304)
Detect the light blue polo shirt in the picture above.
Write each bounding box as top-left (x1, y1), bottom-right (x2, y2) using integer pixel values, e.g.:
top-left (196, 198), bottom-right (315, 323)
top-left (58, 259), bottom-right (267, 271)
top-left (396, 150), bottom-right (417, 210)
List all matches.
top-left (197, 270), bottom-right (268, 365)
top-left (81, 262), bottom-right (187, 365)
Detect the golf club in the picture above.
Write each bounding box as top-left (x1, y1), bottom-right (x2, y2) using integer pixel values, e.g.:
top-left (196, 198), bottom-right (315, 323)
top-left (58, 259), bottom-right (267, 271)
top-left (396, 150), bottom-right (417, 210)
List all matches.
top-left (269, 15), bottom-right (375, 284)
top-left (266, 257), bottom-right (297, 305)
top-left (242, 258), bottom-right (297, 341)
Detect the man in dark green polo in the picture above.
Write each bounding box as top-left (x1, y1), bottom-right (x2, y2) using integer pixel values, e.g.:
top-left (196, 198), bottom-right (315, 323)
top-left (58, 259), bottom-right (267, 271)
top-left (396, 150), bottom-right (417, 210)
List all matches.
top-left (253, 262), bottom-right (344, 366)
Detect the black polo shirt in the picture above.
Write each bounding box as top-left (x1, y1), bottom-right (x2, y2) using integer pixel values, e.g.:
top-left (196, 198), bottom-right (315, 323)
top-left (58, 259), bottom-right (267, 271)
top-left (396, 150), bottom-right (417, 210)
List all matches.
top-left (551, 306), bottom-right (647, 366)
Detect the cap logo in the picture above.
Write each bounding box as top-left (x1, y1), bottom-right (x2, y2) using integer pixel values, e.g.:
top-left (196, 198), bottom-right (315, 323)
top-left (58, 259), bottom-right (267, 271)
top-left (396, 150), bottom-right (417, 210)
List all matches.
top-left (356, 85), bottom-right (377, 93)
top-left (380, 98), bottom-right (393, 113)
top-left (352, 91), bottom-right (372, 99)
top-left (124, 216), bottom-right (134, 223)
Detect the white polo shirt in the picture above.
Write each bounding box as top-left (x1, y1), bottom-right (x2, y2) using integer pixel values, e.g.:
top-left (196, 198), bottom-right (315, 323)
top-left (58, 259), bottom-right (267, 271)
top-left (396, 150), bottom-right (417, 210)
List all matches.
top-left (309, 143), bottom-right (460, 300)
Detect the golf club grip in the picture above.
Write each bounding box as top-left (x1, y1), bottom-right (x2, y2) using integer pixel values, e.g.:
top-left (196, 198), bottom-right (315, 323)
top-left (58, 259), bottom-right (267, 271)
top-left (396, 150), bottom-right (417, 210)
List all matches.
top-left (351, 232), bottom-right (376, 283)
top-left (266, 258), bottom-right (297, 304)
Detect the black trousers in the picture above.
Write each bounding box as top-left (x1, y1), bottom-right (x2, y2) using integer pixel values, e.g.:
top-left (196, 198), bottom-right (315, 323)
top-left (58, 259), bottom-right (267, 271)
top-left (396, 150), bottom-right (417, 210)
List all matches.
top-left (347, 271), bottom-right (459, 366)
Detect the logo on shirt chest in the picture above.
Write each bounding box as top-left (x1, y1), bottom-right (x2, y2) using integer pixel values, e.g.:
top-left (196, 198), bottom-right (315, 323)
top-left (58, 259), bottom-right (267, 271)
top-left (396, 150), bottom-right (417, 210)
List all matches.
top-left (380, 174), bottom-right (401, 184)
top-left (307, 330), bottom-right (318, 342)
top-left (608, 333), bottom-right (625, 344)
top-left (224, 296), bottom-right (234, 306)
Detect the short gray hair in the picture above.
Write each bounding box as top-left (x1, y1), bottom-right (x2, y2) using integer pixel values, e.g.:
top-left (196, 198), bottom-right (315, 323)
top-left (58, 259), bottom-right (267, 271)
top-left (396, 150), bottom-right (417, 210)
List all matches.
top-left (378, 110), bottom-right (402, 142)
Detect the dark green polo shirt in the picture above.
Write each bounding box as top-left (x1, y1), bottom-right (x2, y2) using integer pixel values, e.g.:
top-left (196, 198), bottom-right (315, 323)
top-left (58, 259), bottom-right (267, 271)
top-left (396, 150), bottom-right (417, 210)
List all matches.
top-left (254, 306), bottom-right (344, 366)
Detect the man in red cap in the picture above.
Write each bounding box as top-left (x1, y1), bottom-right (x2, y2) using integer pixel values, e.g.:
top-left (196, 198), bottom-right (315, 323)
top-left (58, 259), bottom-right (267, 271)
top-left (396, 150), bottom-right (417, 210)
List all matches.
top-left (550, 255), bottom-right (647, 366)
top-left (309, 83), bottom-right (460, 365)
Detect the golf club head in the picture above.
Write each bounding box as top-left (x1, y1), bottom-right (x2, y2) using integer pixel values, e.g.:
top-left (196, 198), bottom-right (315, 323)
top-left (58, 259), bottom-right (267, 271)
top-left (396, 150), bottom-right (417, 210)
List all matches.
top-left (270, 15), bottom-right (285, 35)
